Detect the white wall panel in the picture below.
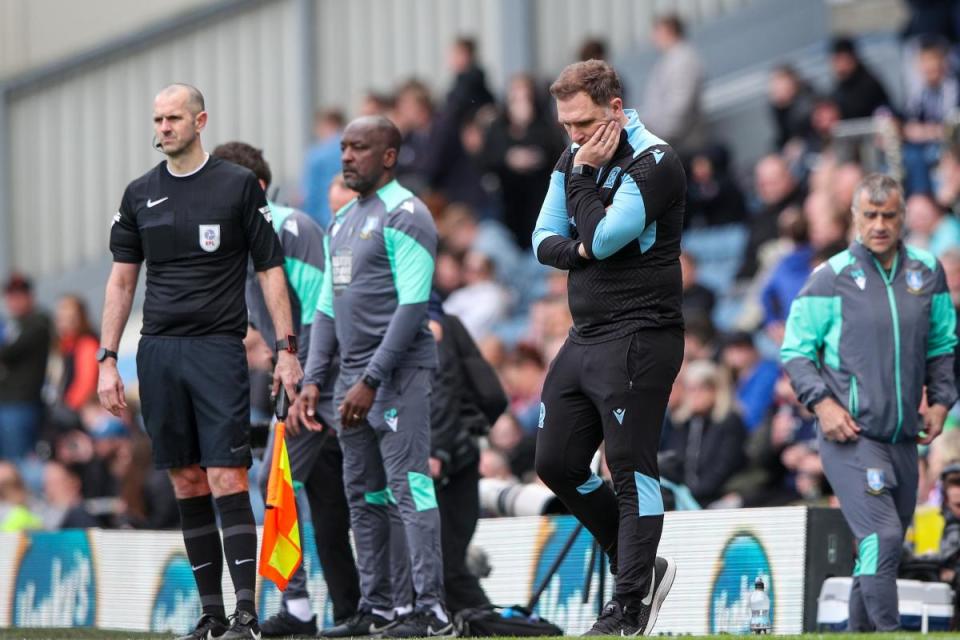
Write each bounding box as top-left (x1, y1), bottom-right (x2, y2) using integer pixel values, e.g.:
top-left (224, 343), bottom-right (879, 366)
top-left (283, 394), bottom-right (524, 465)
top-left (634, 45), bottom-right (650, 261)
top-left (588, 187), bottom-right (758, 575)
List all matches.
top-left (8, 0), bottom-right (306, 277)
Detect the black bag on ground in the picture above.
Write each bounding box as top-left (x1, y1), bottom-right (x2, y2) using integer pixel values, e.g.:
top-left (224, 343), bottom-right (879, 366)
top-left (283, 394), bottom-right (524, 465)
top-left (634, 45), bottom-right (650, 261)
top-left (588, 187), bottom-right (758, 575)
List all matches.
top-left (454, 605), bottom-right (563, 637)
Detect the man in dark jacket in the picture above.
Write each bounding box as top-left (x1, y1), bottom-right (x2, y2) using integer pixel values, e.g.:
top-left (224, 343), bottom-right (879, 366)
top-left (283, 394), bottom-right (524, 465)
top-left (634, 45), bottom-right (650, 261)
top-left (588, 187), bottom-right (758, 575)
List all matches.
top-left (424, 37), bottom-right (495, 212)
top-left (829, 36), bottom-right (892, 120)
top-left (427, 298), bottom-right (507, 613)
top-left (0, 273), bottom-right (52, 461)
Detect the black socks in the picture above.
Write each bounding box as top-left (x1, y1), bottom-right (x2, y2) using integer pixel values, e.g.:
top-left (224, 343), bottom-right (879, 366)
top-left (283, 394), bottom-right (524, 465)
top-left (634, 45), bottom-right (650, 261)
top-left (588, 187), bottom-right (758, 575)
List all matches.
top-left (177, 495), bottom-right (225, 619)
top-left (216, 491), bottom-right (258, 615)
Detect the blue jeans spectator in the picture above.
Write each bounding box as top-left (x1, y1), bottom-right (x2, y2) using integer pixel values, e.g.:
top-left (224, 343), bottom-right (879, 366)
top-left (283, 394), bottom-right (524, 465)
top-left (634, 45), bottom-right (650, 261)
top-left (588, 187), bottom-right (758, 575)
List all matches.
top-left (902, 141), bottom-right (941, 196)
top-left (0, 403), bottom-right (40, 460)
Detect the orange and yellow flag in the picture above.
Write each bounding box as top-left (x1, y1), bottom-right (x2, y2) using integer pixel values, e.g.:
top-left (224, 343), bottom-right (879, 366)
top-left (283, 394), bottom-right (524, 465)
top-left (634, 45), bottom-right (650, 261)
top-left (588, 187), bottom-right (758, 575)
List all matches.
top-left (258, 421), bottom-right (302, 590)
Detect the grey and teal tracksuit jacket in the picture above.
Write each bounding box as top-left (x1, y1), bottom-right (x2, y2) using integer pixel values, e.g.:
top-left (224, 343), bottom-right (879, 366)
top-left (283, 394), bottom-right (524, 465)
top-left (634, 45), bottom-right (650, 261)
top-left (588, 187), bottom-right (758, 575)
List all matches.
top-left (246, 201), bottom-right (326, 349)
top-left (304, 180), bottom-right (437, 387)
top-left (781, 241), bottom-right (957, 443)
top-left (303, 179), bottom-right (443, 611)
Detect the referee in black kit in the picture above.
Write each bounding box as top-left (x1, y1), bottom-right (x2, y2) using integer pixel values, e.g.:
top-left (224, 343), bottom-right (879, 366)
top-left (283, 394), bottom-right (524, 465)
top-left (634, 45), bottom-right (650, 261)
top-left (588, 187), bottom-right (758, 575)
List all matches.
top-left (532, 61), bottom-right (685, 636)
top-left (98, 84), bottom-right (302, 640)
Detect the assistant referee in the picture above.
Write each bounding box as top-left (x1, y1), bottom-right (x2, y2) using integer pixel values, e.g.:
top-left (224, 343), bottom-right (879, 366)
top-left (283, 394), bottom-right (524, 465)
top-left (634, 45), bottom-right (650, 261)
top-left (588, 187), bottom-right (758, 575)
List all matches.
top-left (98, 84), bottom-right (302, 640)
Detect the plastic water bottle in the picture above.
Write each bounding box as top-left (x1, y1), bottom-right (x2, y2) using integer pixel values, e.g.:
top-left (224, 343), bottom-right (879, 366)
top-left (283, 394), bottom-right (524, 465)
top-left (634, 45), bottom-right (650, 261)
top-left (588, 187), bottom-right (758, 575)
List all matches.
top-left (749, 577), bottom-right (771, 634)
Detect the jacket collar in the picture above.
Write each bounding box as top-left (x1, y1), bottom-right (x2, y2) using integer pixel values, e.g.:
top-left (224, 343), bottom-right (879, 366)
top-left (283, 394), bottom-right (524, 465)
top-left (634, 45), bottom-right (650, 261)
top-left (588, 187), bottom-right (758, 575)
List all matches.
top-left (849, 239), bottom-right (906, 276)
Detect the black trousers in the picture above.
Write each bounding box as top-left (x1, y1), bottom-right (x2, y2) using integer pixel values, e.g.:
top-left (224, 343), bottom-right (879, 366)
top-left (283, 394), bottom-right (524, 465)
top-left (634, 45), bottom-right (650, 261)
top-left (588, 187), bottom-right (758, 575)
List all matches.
top-left (438, 460), bottom-right (490, 613)
top-left (535, 328), bottom-right (682, 608)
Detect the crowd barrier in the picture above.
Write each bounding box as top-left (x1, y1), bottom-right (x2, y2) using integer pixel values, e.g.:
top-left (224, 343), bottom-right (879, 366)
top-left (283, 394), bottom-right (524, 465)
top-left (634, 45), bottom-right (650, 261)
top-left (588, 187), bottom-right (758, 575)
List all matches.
top-left (0, 507), bottom-right (852, 635)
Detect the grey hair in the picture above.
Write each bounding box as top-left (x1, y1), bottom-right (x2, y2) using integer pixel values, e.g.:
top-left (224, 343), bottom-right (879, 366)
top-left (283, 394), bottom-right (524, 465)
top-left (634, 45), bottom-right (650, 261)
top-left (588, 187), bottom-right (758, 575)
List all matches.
top-left (157, 83), bottom-right (205, 115)
top-left (850, 173), bottom-right (905, 216)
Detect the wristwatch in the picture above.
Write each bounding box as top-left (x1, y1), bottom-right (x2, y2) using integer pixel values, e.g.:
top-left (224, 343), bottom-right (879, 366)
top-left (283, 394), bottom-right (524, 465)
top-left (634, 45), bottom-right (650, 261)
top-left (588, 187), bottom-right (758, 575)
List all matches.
top-left (275, 335), bottom-right (298, 355)
top-left (361, 374), bottom-right (381, 390)
top-left (572, 164), bottom-right (596, 178)
top-left (96, 347), bottom-right (118, 363)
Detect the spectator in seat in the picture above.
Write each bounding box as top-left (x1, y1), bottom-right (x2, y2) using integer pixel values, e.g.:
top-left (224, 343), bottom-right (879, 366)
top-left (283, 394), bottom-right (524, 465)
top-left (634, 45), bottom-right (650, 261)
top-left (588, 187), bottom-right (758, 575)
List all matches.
top-left (443, 251), bottom-right (511, 340)
top-left (0, 462), bottom-right (42, 531)
top-left (906, 193), bottom-right (960, 257)
top-left (804, 190), bottom-right (851, 262)
top-left (481, 74), bottom-right (565, 248)
top-left (487, 413), bottom-right (535, 481)
top-left (55, 294), bottom-right (100, 412)
top-left (936, 144), bottom-right (960, 213)
top-left (768, 64), bottom-right (815, 150)
top-left (642, 13), bottom-right (706, 156)
top-left (738, 154), bottom-right (805, 280)
top-left (680, 252), bottom-right (715, 323)
top-left (666, 360), bottom-right (747, 506)
top-left (499, 344), bottom-right (546, 435)
top-left (902, 37), bottom-right (959, 196)
top-left (393, 80), bottom-right (435, 195)
top-left (43, 460), bottom-right (97, 529)
top-left (828, 36), bottom-right (891, 120)
top-left (425, 37), bottom-right (495, 213)
top-left (0, 273), bottom-right (51, 462)
top-left (684, 144), bottom-right (748, 228)
top-left (301, 109), bottom-right (345, 229)
top-left (761, 208), bottom-right (813, 345)
top-left (720, 331), bottom-right (780, 433)
top-left (938, 461), bottom-right (960, 627)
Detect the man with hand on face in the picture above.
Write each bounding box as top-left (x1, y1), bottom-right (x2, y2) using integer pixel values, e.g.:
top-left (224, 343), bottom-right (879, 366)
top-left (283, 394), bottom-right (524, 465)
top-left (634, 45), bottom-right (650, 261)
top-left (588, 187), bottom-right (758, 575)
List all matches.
top-left (532, 60), bottom-right (686, 636)
top-left (101, 84), bottom-right (303, 640)
top-left (782, 174), bottom-right (957, 631)
top-left (300, 116), bottom-right (448, 638)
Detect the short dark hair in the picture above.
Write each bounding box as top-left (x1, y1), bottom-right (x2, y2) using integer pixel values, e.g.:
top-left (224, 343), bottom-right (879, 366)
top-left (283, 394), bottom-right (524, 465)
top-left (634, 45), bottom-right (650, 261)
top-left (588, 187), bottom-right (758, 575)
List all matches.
top-left (212, 141), bottom-right (272, 187)
top-left (578, 38), bottom-right (607, 62)
top-left (315, 108), bottom-right (345, 129)
top-left (919, 34), bottom-right (949, 55)
top-left (454, 36), bottom-right (476, 59)
top-left (830, 36), bottom-right (857, 57)
top-left (549, 60), bottom-right (622, 104)
top-left (3, 272), bottom-right (32, 294)
top-left (655, 13), bottom-right (685, 38)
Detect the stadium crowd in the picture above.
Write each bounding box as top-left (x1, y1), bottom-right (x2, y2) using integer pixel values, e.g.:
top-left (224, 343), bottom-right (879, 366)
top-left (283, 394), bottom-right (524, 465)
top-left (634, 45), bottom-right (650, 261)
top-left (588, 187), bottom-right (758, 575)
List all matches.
top-left (4, 9), bottom-right (960, 587)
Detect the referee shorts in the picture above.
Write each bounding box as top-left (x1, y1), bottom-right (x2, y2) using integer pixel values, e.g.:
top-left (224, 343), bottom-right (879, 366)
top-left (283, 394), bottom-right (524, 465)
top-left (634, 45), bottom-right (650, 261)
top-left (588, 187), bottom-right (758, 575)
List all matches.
top-left (137, 335), bottom-right (252, 470)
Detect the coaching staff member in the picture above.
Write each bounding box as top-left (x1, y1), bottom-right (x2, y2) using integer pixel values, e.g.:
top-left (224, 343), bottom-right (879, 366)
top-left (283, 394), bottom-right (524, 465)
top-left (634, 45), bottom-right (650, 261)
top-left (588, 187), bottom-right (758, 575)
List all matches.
top-left (212, 141), bottom-right (362, 637)
top-left (301, 116), bottom-right (448, 638)
top-left (98, 84), bottom-right (302, 640)
top-left (782, 174), bottom-right (957, 631)
top-left (532, 60), bottom-right (685, 636)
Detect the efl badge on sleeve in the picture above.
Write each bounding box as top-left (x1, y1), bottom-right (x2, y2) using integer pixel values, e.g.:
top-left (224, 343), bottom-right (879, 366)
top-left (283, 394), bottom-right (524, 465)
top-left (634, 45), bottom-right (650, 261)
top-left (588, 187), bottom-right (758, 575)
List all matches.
top-left (850, 267), bottom-right (866, 291)
top-left (906, 268), bottom-right (924, 294)
top-left (866, 468), bottom-right (886, 495)
top-left (258, 205), bottom-right (273, 223)
top-left (199, 224), bottom-right (221, 252)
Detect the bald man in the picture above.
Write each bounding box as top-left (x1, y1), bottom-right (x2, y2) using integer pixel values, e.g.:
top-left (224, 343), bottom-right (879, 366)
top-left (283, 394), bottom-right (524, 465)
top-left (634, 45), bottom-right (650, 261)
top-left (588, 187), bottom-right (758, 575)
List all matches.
top-left (101, 83), bottom-right (303, 640)
top-left (300, 117), bottom-right (449, 638)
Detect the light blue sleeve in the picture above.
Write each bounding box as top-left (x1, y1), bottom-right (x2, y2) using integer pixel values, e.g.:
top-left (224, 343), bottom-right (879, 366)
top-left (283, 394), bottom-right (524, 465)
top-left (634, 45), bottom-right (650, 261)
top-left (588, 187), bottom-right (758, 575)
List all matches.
top-left (590, 173), bottom-right (647, 260)
top-left (532, 171), bottom-right (570, 254)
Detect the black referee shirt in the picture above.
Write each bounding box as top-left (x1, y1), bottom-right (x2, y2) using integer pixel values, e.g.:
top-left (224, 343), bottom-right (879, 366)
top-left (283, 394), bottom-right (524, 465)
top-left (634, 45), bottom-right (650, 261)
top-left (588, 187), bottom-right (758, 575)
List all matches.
top-left (110, 156), bottom-right (284, 337)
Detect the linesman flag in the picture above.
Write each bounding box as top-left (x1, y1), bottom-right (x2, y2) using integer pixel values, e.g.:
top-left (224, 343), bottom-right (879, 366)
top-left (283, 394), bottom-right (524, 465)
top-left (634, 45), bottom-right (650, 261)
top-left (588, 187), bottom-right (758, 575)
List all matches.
top-left (259, 392), bottom-right (302, 590)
